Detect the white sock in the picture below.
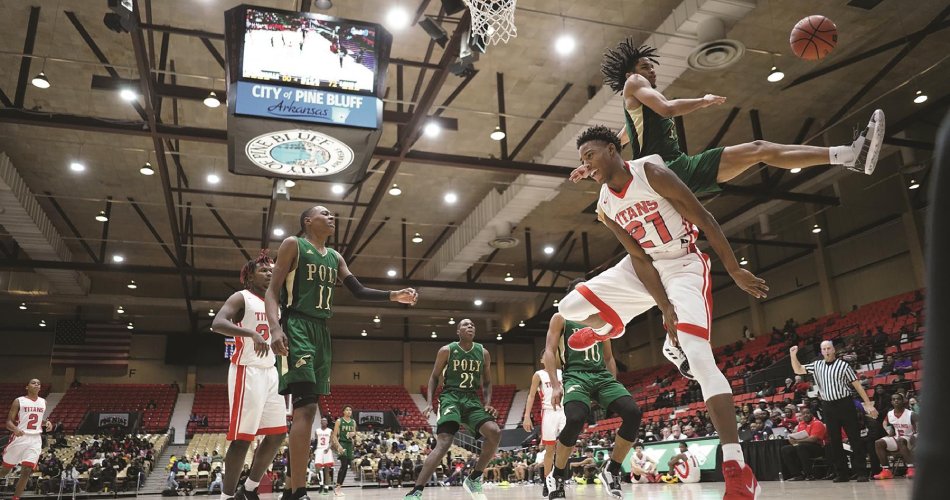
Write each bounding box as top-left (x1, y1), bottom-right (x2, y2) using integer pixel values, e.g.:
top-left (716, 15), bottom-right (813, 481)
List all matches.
top-left (593, 324), bottom-right (612, 337)
top-left (244, 478), bottom-right (260, 491)
top-left (722, 443), bottom-right (744, 466)
top-left (829, 145), bottom-right (854, 165)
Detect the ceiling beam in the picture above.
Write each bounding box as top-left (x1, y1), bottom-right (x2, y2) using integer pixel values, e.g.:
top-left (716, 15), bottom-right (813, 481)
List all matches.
top-left (407, 223), bottom-right (455, 279)
top-left (727, 237), bottom-right (815, 250)
top-left (718, 184), bottom-right (839, 205)
top-left (43, 192), bottom-right (98, 263)
top-left (348, 217), bottom-right (390, 265)
top-left (890, 93), bottom-right (950, 135)
top-left (13, 6), bottom-right (40, 108)
top-left (883, 136), bottom-right (933, 151)
top-left (373, 149), bottom-right (574, 177)
top-left (96, 197), bottom-right (113, 263)
top-left (705, 106), bottom-right (741, 150)
top-left (206, 203), bottom-right (252, 260)
top-left (534, 231), bottom-right (575, 284)
top-left (128, 197), bottom-right (180, 266)
top-left (169, 186), bottom-right (366, 207)
top-left (510, 82), bottom-right (573, 160)
top-left (496, 72), bottom-right (509, 160)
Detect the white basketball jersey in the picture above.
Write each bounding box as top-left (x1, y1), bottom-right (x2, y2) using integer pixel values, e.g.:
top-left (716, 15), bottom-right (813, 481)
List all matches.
top-left (230, 290), bottom-right (275, 368)
top-left (16, 396), bottom-right (46, 435)
top-left (887, 409), bottom-right (914, 438)
top-left (536, 369), bottom-right (563, 411)
top-left (314, 427), bottom-right (333, 451)
top-left (632, 453), bottom-right (651, 469)
top-left (597, 155), bottom-right (698, 258)
top-left (674, 450), bottom-right (700, 481)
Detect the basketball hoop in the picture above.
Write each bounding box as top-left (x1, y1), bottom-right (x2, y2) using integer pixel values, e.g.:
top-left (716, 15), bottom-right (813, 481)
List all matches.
top-left (463, 0), bottom-right (517, 45)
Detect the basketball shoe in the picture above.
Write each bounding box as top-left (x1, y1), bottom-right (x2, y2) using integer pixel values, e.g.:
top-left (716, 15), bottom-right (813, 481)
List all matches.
top-left (723, 460), bottom-right (760, 500)
top-left (662, 337), bottom-right (695, 380)
top-left (567, 326), bottom-right (623, 351)
top-left (844, 109), bottom-right (885, 176)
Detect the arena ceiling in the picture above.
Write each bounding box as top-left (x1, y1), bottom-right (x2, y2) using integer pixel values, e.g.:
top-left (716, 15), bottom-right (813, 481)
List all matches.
top-left (0, 0), bottom-right (945, 341)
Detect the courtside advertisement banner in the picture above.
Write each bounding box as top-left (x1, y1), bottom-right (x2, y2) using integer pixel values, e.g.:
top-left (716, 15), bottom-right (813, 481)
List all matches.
top-left (621, 436), bottom-right (720, 473)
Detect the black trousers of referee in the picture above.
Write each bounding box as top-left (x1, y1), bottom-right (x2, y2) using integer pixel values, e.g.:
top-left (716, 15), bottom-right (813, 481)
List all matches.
top-left (822, 397), bottom-right (866, 477)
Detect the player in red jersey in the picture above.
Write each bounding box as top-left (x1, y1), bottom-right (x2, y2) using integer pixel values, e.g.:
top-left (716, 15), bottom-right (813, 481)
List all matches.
top-left (0, 378), bottom-right (51, 500)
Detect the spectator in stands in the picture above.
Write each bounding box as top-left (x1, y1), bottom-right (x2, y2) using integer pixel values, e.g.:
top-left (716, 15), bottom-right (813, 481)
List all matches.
top-left (664, 425), bottom-right (681, 441)
top-left (779, 408), bottom-right (799, 429)
top-left (894, 301), bottom-right (911, 317)
top-left (683, 425), bottom-right (698, 438)
top-left (782, 378), bottom-right (795, 394)
top-left (757, 382), bottom-right (775, 398)
top-left (769, 327), bottom-right (784, 346)
top-left (781, 408), bottom-right (827, 480)
top-left (749, 421), bottom-right (769, 441)
top-left (893, 356), bottom-right (912, 374)
top-left (570, 450), bottom-right (597, 483)
top-left (909, 397), bottom-right (920, 414)
top-left (880, 355), bottom-right (896, 376)
top-left (401, 455), bottom-right (414, 482)
top-left (207, 466), bottom-right (223, 494)
top-left (377, 453), bottom-right (393, 483)
top-left (166, 470), bottom-right (179, 493)
top-left (101, 462), bottom-right (117, 493)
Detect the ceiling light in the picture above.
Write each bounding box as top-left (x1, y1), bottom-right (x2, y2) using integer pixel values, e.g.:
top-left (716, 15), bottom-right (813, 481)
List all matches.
top-left (554, 34), bottom-right (576, 55)
top-left (31, 72), bottom-right (50, 89)
top-left (387, 269), bottom-right (397, 277)
top-left (69, 161), bottom-right (86, 172)
top-left (112, 254), bottom-right (125, 263)
top-left (490, 127), bottom-right (506, 141)
top-left (203, 91), bottom-right (221, 108)
top-left (496, 334), bottom-right (503, 340)
top-left (139, 162), bottom-right (154, 175)
top-left (207, 173), bottom-right (221, 184)
top-left (444, 192), bottom-right (458, 204)
top-left (116, 306), bottom-right (125, 314)
top-left (273, 227), bottom-right (285, 237)
top-left (811, 224), bottom-right (822, 234)
top-left (431, 331), bottom-right (437, 338)
top-left (411, 233), bottom-right (423, 244)
top-left (331, 184), bottom-right (345, 194)
top-left (39, 320), bottom-right (47, 327)
top-left (448, 318), bottom-right (456, 325)
top-left (361, 329), bottom-right (367, 337)
top-left (739, 257), bottom-right (748, 266)
top-left (127, 280), bottom-right (137, 289)
top-left (386, 7), bottom-right (410, 31)
top-left (790, 167), bottom-right (802, 174)
top-left (909, 179), bottom-right (920, 190)
top-left (208, 308), bottom-right (215, 316)
top-left (543, 245), bottom-right (555, 255)
top-left (424, 121), bottom-right (441, 138)
top-left (553, 299), bottom-right (560, 307)
top-left (315, 0), bottom-right (333, 9)
top-left (18, 303), bottom-right (26, 310)
top-left (766, 66), bottom-right (784, 83)
top-left (127, 322), bottom-right (134, 330)
top-left (504, 272), bottom-right (514, 282)
top-left (388, 184), bottom-right (402, 196)
top-left (913, 90), bottom-right (928, 104)
top-left (473, 299), bottom-right (483, 306)
top-left (95, 211), bottom-right (109, 222)
top-left (373, 315), bottom-right (381, 324)
top-left (119, 88), bottom-right (138, 101)
top-left (283, 179), bottom-right (296, 188)
top-left (518, 320), bottom-right (525, 327)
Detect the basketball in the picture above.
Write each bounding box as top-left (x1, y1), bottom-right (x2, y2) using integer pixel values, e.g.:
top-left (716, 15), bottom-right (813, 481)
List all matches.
top-left (790, 15), bottom-right (838, 60)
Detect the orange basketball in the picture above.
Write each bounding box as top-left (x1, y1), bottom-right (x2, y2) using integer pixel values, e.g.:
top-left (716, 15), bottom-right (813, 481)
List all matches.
top-left (790, 15), bottom-right (838, 60)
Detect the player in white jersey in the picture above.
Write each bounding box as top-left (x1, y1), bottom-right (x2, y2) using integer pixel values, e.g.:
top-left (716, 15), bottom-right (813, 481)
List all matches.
top-left (873, 392), bottom-right (918, 480)
top-left (663, 442), bottom-right (701, 484)
top-left (522, 353), bottom-right (565, 497)
top-left (211, 251), bottom-right (287, 500)
top-left (629, 444), bottom-right (658, 483)
top-left (557, 126), bottom-right (769, 500)
top-left (0, 378), bottom-right (51, 500)
top-left (312, 417), bottom-right (334, 494)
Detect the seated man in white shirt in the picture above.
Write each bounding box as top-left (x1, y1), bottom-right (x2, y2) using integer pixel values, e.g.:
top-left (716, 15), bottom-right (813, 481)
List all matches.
top-left (629, 444), bottom-right (658, 483)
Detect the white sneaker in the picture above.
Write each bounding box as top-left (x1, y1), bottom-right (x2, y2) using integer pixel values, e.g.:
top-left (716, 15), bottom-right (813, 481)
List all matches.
top-left (662, 337), bottom-right (694, 380)
top-left (844, 109), bottom-right (885, 175)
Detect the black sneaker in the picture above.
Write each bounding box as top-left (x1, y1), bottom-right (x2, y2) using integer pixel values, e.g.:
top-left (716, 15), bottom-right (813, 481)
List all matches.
top-left (597, 464), bottom-right (622, 498)
top-left (235, 484), bottom-right (260, 500)
top-left (541, 481), bottom-right (549, 498)
top-left (547, 474), bottom-right (565, 499)
top-left (662, 337), bottom-right (695, 380)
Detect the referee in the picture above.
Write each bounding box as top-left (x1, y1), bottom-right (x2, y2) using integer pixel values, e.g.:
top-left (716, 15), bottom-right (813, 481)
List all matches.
top-left (790, 341), bottom-right (878, 482)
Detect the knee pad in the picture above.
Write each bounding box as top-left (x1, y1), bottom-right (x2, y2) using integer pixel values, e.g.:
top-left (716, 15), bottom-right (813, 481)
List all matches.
top-left (678, 334), bottom-right (731, 400)
top-left (557, 401), bottom-right (589, 447)
top-left (607, 396), bottom-right (642, 442)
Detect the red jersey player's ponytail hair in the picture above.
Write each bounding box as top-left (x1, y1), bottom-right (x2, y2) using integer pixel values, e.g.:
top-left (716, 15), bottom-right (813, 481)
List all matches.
top-left (240, 249), bottom-right (274, 289)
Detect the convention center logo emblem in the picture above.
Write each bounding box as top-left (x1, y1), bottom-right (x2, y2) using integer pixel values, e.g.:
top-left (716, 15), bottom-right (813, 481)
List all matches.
top-left (245, 129), bottom-right (354, 177)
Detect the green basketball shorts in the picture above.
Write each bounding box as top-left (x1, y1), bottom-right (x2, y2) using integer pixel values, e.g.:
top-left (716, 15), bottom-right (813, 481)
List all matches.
top-left (666, 147), bottom-right (725, 195)
top-left (436, 390), bottom-right (495, 436)
top-left (277, 314), bottom-right (332, 397)
top-left (562, 370), bottom-right (631, 410)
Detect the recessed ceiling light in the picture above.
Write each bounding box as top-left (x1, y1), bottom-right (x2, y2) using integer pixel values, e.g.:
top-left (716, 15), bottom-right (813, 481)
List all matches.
top-left (31, 72), bottom-right (50, 89)
top-left (127, 322), bottom-right (134, 330)
top-left (518, 320), bottom-right (525, 327)
top-left (18, 303), bottom-right (27, 310)
top-left (207, 173), bottom-right (221, 184)
top-left (431, 331), bottom-right (437, 338)
top-left (411, 233), bottom-right (423, 244)
top-left (127, 280), bottom-right (137, 289)
top-left (496, 334), bottom-right (503, 340)
top-left (208, 308), bottom-right (215, 317)
top-left (473, 299), bottom-right (483, 306)
top-left (388, 184), bottom-right (402, 196)
top-left (361, 329), bottom-right (368, 337)
top-left (553, 299), bottom-right (560, 307)
top-left (331, 184), bottom-right (345, 194)
top-left (116, 305), bottom-right (125, 314)
top-left (424, 121), bottom-right (441, 138)
top-left (490, 127), bottom-right (506, 141)
top-left (39, 320), bottom-right (47, 327)
top-left (373, 315), bottom-right (381, 323)
top-left (69, 161), bottom-right (86, 172)
top-left (139, 162), bottom-right (154, 175)
top-left (790, 167), bottom-right (802, 174)
top-left (811, 224), bottom-right (822, 234)
top-left (766, 66), bottom-right (784, 83)
top-left (386, 7), bottom-right (410, 31)
top-left (543, 245), bottom-right (555, 255)
top-left (448, 318), bottom-right (455, 325)
top-left (909, 179), bottom-right (920, 190)
top-left (112, 254), bottom-right (125, 263)
top-left (284, 179), bottom-right (296, 188)
top-left (119, 88), bottom-right (138, 101)
top-left (95, 211), bottom-right (109, 222)
top-left (555, 34), bottom-right (576, 55)
top-left (444, 192), bottom-right (458, 204)
top-left (739, 257), bottom-right (748, 266)
top-left (273, 227), bottom-right (285, 237)
top-left (203, 91), bottom-right (221, 108)
top-left (387, 269), bottom-right (397, 277)
top-left (504, 272), bottom-right (514, 282)
top-left (913, 90), bottom-right (928, 104)
top-left (315, 0), bottom-right (333, 9)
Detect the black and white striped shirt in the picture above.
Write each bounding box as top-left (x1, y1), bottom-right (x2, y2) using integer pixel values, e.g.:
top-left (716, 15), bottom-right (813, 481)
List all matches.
top-left (805, 358), bottom-right (857, 401)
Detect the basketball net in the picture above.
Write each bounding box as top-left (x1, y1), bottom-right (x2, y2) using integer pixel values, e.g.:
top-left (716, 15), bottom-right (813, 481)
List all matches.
top-left (463, 0), bottom-right (517, 45)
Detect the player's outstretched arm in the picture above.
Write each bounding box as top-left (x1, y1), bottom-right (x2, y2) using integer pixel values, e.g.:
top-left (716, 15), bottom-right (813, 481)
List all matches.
top-left (599, 212), bottom-right (679, 344)
top-left (423, 347), bottom-right (451, 418)
top-left (6, 398), bottom-right (20, 435)
top-left (645, 162), bottom-right (769, 299)
top-left (625, 74), bottom-right (724, 118)
top-left (265, 236), bottom-right (298, 356)
top-left (211, 293), bottom-right (269, 358)
top-left (334, 250), bottom-right (418, 305)
top-left (543, 314), bottom-right (564, 409)
top-left (522, 373), bottom-right (541, 432)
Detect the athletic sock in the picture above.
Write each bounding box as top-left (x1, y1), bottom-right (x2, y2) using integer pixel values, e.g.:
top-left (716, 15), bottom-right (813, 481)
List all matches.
top-left (830, 145), bottom-right (855, 165)
top-left (469, 470), bottom-right (483, 481)
top-left (607, 460), bottom-right (622, 475)
top-left (553, 466), bottom-right (567, 480)
top-left (593, 324), bottom-right (612, 337)
top-left (244, 479), bottom-right (260, 490)
top-left (722, 443), bottom-right (745, 467)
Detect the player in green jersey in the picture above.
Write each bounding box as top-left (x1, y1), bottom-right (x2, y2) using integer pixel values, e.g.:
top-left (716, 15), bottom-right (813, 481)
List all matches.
top-left (265, 205), bottom-right (418, 500)
top-left (541, 282), bottom-right (642, 499)
top-left (331, 406), bottom-right (356, 496)
top-left (404, 319), bottom-right (500, 500)
top-left (570, 40), bottom-right (885, 189)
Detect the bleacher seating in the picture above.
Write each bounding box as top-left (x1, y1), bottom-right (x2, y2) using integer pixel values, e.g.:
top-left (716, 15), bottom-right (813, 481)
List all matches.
top-left (0, 383), bottom-right (51, 435)
top-left (189, 384), bottom-right (230, 436)
top-left (48, 384), bottom-right (177, 434)
top-left (44, 434), bottom-right (168, 492)
top-left (322, 385), bottom-right (428, 430)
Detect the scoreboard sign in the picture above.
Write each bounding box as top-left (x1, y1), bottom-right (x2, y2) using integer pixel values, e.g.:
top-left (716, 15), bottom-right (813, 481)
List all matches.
top-left (224, 5), bottom-right (391, 183)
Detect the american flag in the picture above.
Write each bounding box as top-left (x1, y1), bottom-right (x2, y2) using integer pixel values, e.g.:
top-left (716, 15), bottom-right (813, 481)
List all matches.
top-left (50, 320), bottom-right (132, 367)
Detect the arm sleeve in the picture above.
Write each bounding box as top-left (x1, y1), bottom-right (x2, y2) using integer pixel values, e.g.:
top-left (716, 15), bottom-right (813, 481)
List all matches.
top-left (342, 275), bottom-right (391, 302)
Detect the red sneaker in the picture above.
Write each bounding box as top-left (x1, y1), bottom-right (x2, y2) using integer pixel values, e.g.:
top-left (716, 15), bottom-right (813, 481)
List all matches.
top-left (567, 327), bottom-right (599, 350)
top-left (722, 460), bottom-right (760, 500)
top-left (905, 467), bottom-right (914, 479)
top-left (873, 468), bottom-right (893, 480)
